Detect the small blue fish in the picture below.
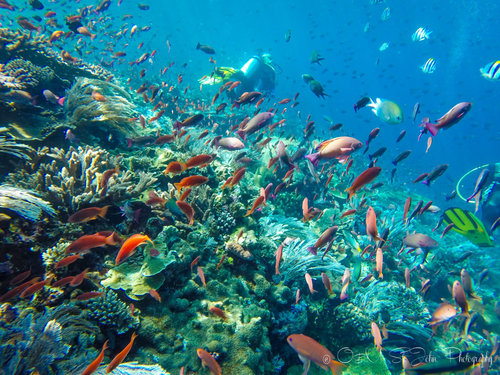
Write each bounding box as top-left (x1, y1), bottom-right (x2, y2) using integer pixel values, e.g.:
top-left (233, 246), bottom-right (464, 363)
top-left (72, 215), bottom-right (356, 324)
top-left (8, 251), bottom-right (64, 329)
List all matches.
top-left (480, 60), bottom-right (500, 81)
top-left (420, 58), bottom-right (436, 74)
top-left (412, 27), bottom-right (432, 42)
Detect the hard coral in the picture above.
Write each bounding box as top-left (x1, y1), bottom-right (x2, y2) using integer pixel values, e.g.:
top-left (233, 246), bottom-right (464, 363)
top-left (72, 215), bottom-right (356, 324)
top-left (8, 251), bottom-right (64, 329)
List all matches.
top-left (6, 145), bottom-right (157, 212)
top-left (0, 184), bottom-right (55, 221)
top-left (86, 288), bottom-right (139, 335)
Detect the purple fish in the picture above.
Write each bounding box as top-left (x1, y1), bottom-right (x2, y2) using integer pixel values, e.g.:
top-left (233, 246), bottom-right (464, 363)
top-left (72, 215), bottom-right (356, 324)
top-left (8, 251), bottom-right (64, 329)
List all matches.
top-left (236, 112), bottom-right (274, 140)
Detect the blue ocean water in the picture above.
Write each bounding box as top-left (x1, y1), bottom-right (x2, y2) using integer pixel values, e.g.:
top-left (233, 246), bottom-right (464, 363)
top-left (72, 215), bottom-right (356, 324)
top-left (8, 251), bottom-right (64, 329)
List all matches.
top-left (1, 0), bottom-right (499, 374)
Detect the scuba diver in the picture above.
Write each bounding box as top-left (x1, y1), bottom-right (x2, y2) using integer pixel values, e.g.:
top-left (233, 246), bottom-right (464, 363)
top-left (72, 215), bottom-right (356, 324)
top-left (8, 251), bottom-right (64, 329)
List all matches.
top-left (200, 53), bottom-right (277, 99)
top-left (442, 163), bottom-right (500, 247)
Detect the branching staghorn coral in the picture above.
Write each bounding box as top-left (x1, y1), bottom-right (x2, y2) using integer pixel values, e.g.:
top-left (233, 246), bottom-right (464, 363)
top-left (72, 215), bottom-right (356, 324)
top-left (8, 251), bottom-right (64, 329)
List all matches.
top-left (0, 184), bottom-right (55, 220)
top-left (65, 78), bottom-right (139, 140)
top-left (5, 145), bottom-right (157, 211)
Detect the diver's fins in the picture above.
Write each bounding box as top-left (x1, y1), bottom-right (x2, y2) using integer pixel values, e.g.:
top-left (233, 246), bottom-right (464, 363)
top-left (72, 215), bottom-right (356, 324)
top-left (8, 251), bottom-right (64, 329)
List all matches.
top-left (442, 207), bottom-right (493, 247)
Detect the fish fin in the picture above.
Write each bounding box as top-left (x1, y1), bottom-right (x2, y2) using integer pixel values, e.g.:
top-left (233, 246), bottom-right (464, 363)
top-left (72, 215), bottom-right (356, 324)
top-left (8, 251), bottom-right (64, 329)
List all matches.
top-left (306, 246), bottom-right (317, 255)
top-left (58, 97), bottom-right (65, 106)
top-left (235, 130), bottom-right (246, 141)
top-left (298, 355), bottom-right (311, 375)
top-left (174, 182), bottom-right (182, 192)
top-left (98, 205), bottom-right (110, 219)
top-left (304, 153), bottom-right (319, 168)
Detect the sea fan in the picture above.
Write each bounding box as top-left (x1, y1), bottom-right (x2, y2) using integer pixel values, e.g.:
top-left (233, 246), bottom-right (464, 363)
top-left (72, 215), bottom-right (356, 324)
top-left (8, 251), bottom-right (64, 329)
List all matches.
top-left (278, 238), bottom-right (345, 286)
top-left (0, 185), bottom-right (56, 220)
top-left (0, 136), bottom-right (34, 160)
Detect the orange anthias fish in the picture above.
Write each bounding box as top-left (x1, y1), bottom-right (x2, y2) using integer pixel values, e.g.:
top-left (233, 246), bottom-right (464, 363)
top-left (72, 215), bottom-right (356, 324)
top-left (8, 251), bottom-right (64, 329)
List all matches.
top-left (376, 248), bottom-right (384, 279)
top-left (185, 154), bottom-right (214, 169)
top-left (66, 233), bottom-right (119, 254)
top-left (174, 175), bottom-right (209, 191)
top-left (209, 306), bottom-right (227, 320)
top-left (92, 91), bottom-right (106, 102)
top-left (244, 195), bottom-right (266, 217)
top-left (197, 348), bottom-right (221, 375)
top-left (197, 266), bottom-right (206, 287)
top-left (287, 334), bottom-right (344, 375)
top-left (164, 161), bottom-right (187, 175)
top-left (371, 322), bottom-right (383, 352)
top-left (106, 333), bottom-right (137, 373)
top-left (54, 254), bottom-right (82, 269)
top-left (345, 167), bottom-right (382, 200)
top-left (68, 206), bottom-right (109, 223)
top-left (81, 339), bottom-right (108, 375)
top-left (176, 200), bottom-right (194, 225)
top-left (365, 206), bottom-right (382, 242)
top-left (115, 234), bottom-right (153, 265)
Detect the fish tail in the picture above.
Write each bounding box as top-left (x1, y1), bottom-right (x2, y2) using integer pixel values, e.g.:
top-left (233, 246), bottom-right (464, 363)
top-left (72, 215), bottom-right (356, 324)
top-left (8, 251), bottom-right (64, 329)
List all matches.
top-left (58, 97), bottom-right (65, 106)
top-left (98, 205), bottom-right (110, 219)
top-left (345, 187), bottom-right (354, 200)
top-left (174, 182), bottom-right (182, 191)
top-left (304, 153), bottom-right (319, 167)
top-left (329, 360), bottom-right (346, 375)
top-left (243, 209), bottom-right (253, 217)
top-left (235, 130), bottom-right (246, 141)
top-left (421, 180), bottom-right (430, 186)
top-left (306, 246), bottom-right (317, 255)
top-left (126, 138), bottom-right (133, 148)
top-left (196, 42), bottom-right (200, 50)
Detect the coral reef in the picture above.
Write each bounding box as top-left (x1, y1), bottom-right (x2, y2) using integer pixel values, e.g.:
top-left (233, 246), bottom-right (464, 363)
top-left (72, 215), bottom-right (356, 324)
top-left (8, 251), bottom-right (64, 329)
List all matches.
top-left (329, 302), bottom-right (372, 348)
top-left (86, 288), bottom-right (139, 335)
top-left (6, 145), bottom-right (157, 212)
top-left (41, 240), bottom-right (70, 271)
top-left (353, 281), bottom-right (431, 325)
top-left (0, 28), bottom-right (111, 83)
top-left (0, 58), bottom-right (68, 91)
top-left (0, 184), bottom-right (55, 220)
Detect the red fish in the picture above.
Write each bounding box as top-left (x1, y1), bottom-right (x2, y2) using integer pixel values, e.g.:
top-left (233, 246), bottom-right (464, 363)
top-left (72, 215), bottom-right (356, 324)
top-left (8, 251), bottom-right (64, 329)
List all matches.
top-left (371, 322), bottom-right (383, 352)
top-left (174, 175), bottom-right (209, 191)
top-left (197, 348), bottom-right (221, 375)
top-left (75, 291), bottom-right (103, 301)
top-left (287, 334), bottom-right (344, 375)
top-left (176, 200), bottom-right (194, 225)
top-left (305, 272), bottom-right (316, 294)
top-left (68, 206), bottom-right (109, 223)
top-left (106, 333), bottom-right (138, 373)
top-left (55, 254), bottom-right (83, 269)
top-left (66, 233), bottom-right (118, 254)
top-left (366, 206), bottom-right (382, 241)
top-left (376, 248), bottom-right (383, 279)
top-left (115, 234), bottom-right (153, 265)
top-left (81, 339), bottom-right (109, 375)
top-left (244, 195), bottom-right (266, 217)
top-left (149, 289), bottom-right (161, 302)
top-left (70, 268), bottom-right (89, 287)
top-left (419, 102), bottom-right (472, 137)
top-left (403, 197), bottom-right (411, 223)
top-left (20, 278), bottom-right (52, 298)
top-left (9, 269), bottom-right (31, 285)
top-left (185, 154), bottom-right (214, 169)
top-left (164, 161), bottom-right (187, 175)
top-left (275, 244), bottom-right (283, 275)
top-left (340, 208), bottom-right (357, 219)
top-left (345, 167), bottom-right (381, 200)
top-left (209, 306), bottom-right (227, 320)
top-left (197, 266), bottom-right (206, 287)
